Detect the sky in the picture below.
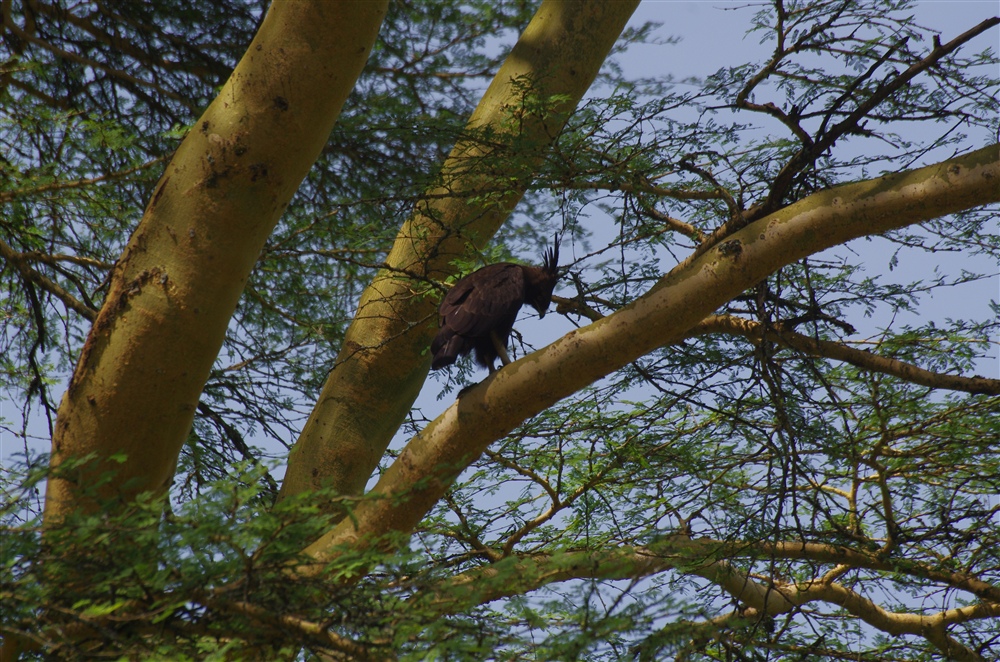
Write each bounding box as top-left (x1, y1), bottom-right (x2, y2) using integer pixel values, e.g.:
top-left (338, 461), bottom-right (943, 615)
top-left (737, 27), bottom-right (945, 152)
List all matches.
top-left (2, 0), bottom-right (998, 490)
top-left (0, 7), bottom-right (994, 656)
top-left (616, 0), bottom-right (1000, 330)
top-left (501, 0), bottom-right (1000, 348)
top-left (1, 9), bottom-right (997, 653)
top-left (409, 0), bottom-right (1000, 480)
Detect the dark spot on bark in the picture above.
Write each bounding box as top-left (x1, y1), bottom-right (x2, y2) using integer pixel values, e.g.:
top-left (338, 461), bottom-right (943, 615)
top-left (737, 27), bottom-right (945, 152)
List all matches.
top-left (205, 166), bottom-right (233, 188)
top-left (234, 144), bottom-right (247, 156)
top-left (273, 96), bottom-right (289, 111)
top-left (249, 162), bottom-right (268, 181)
top-left (133, 275), bottom-right (145, 293)
top-left (201, 121), bottom-right (211, 133)
top-left (719, 239), bottom-right (743, 258)
top-left (149, 176), bottom-right (169, 209)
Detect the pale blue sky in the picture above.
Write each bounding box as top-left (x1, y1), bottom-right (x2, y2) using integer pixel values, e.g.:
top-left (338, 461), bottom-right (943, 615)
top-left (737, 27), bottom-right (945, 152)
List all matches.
top-left (3, 1), bottom-right (998, 486)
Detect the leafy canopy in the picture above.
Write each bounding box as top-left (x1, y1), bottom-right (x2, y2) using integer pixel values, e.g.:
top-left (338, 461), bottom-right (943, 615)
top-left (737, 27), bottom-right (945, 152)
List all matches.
top-left (2, 1), bottom-right (999, 660)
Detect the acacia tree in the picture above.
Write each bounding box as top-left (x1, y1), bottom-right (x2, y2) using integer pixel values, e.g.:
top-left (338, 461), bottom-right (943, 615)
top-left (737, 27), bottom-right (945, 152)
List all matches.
top-left (2, 0), bottom-right (1000, 660)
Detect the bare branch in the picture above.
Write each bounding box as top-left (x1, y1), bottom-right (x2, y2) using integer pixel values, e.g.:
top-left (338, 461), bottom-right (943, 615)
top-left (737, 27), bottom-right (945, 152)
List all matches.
top-left (691, 314), bottom-right (1000, 395)
top-left (0, 157), bottom-right (168, 205)
top-left (689, 16), bottom-right (1000, 262)
top-left (411, 534), bottom-right (1000, 652)
top-left (762, 17), bottom-right (1000, 218)
top-left (300, 146), bottom-right (1000, 570)
top-left (0, 237), bottom-right (98, 321)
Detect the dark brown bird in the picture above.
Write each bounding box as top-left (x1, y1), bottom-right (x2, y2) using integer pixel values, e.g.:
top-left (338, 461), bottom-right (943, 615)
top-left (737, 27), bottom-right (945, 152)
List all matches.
top-left (431, 239), bottom-right (560, 372)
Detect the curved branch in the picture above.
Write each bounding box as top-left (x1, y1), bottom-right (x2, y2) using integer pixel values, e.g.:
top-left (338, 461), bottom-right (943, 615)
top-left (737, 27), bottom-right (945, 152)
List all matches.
top-left (780, 581), bottom-right (991, 662)
top-left (300, 145), bottom-right (1000, 569)
top-left (410, 535), bottom-right (1000, 647)
top-left (762, 17), bottom-right (1000, 218)
top-left (408, 535), bottom-right (998, 660)
top-left (691, 314), bottom-right (1000, 395)
top-left (0, 237), bottom-right (98, 321)
top-left (0, 157), bottom-right (167, 205)
top-left (279, 0), bottom-right (643, 503)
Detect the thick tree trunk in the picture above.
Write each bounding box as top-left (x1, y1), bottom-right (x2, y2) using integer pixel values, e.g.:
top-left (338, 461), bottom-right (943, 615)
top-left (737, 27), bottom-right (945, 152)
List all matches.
top-left (279, 0), bottom-right (642, 503)
top-left (44, 0), bottom-right (388, 520)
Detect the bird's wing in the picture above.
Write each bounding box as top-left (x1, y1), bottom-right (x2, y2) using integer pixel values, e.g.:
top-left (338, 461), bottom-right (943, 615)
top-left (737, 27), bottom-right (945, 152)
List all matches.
top-left (439, 263), bottom-right (524, 337)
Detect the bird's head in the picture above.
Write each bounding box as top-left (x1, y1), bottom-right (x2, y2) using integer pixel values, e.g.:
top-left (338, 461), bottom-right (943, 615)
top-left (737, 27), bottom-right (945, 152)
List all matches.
top-left (528, 235), bottom-right (561, 318)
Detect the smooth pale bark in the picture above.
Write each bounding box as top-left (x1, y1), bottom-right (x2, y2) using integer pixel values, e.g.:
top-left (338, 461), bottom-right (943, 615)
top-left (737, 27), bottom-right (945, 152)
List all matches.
top-left (302, 145), bottom-right (1000, 563)
top-left (279, 0), bottom-right (642, 502)
top-left (45, 1), bottom-right (388, 520)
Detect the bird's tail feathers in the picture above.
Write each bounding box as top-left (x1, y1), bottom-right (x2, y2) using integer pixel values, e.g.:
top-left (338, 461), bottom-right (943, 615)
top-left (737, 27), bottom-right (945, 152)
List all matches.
top-left (431, 331), bottom-right (466, 370)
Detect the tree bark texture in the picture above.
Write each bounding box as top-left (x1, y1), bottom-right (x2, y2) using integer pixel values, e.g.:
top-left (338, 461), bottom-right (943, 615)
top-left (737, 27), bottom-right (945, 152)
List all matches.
top-left (45, 0), bottom-right (389, 520)
top-left (301, 145), bottom-right (1000, 564)
top-left (278, 0), bottom-right (643, 502)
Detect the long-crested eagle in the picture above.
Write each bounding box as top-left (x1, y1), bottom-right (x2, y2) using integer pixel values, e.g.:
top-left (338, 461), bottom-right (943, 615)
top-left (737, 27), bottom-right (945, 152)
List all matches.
top-left (431, 239), bottom-right (560, 372)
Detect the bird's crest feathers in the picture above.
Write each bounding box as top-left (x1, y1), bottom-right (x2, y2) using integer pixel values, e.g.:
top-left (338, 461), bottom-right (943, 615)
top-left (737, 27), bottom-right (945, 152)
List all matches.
top-left (543, 234), bottom-right (560, 277)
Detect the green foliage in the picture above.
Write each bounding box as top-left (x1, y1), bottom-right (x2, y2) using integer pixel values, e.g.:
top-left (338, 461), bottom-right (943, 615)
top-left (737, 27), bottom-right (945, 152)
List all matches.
top-left (2, 0), bottom-right (999, 660)
top-left (2, 461), bottom-right (412, 659)
top-left (1, 0), bottom-right (542, 488)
